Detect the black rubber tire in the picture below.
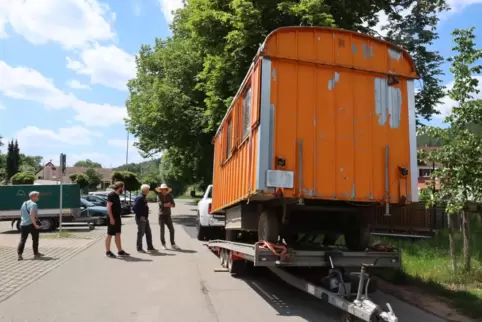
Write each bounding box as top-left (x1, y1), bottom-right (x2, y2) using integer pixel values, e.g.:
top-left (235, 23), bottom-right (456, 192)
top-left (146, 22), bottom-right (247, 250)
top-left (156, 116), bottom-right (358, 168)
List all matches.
top-left (344, 226), bottom-right (370, 251)
top-left (38, 219), bottom-right (54, 231)
top-left (258, 210), bottom-right (280, 243)
top-left (323, 233), bottom-right (340, 246)
top-left (227, 251), bottom-right (245, 275)
top-left (197, 225), bottom-right (208, 241)
top-left (344, 215), bottom-right (371, 251)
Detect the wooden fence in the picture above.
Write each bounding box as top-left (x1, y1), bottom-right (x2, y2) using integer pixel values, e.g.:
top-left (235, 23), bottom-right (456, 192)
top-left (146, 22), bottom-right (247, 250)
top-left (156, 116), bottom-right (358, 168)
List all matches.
top-left (367, 201), bottom-right (481, 235)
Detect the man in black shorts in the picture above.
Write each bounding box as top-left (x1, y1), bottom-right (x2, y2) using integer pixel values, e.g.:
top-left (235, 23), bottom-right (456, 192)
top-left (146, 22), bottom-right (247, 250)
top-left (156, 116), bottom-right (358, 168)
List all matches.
top-left (105, 181), bottom-right (130, 258)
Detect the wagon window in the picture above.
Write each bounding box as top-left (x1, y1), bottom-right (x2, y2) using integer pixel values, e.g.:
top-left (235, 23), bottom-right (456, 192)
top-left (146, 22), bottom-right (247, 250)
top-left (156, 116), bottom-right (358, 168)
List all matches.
top-left (226, 119), bottom-right (232, 159)
top-left (242, 86), bottom-right (252, 139)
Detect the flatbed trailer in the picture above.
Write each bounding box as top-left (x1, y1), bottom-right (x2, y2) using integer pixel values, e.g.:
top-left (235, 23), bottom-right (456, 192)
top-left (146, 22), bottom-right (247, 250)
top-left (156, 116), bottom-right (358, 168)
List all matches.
top-left (208, 240), bottom-right (399, 322)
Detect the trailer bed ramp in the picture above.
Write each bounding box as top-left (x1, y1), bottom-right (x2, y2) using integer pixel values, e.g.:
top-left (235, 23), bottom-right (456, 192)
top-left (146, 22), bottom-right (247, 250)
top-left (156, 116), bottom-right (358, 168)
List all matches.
top-left (207, 239), bottom-right (399, 322)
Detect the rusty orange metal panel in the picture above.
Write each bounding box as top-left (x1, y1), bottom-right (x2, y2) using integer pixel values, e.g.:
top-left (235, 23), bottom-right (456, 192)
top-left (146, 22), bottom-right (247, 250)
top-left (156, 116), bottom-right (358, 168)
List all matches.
top-left (262, 27), bottom-right (417, 79)
top-left (212, 27), bottom-right (419, 212)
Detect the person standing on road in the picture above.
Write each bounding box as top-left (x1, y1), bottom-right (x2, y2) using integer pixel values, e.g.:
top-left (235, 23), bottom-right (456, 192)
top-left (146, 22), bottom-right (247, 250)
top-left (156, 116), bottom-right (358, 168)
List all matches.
top-left (156, 184), bottom-right (179, 250)
top-left (133, 184), bottom-right (157, 253)
top-left (105, 181), bottom-right (130, 258)
top-left (17, 191), bottom-right (45, 261)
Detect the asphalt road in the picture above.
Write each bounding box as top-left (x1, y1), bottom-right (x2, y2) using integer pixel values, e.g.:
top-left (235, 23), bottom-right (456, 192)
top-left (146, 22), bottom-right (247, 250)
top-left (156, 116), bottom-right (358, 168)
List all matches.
top-left (0, 200), bottom-right (444, 322)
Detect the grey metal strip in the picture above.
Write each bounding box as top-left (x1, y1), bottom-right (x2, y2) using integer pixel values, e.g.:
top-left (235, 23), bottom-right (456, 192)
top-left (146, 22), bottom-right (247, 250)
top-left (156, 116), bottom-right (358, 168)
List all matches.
top-left (256, 58), bottom-right (273, 191)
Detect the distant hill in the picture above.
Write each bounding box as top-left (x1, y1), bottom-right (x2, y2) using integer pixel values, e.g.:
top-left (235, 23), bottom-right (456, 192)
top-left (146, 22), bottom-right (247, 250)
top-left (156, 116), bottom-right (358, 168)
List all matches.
top-left (417, 123), bottom-right (482, 147)
top-left (114, 158), bottom-right (161, 176)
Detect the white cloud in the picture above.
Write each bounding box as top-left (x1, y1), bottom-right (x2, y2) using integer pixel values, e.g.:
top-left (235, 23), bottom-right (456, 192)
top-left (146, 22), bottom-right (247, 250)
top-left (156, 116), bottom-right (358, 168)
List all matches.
top-left (108, 138), bottom-right (162, 164)
top-left (67, 79), bottom-right (91, 90)
top-left (0, 60), bottom-right (126, 126)
top-left (435, 76), bottom-right (482, 119)
top-left (133, 3), bottom-right (141, 17)
top-left (0, 0), bottom-right (115, 49)
top-left (159, 0), bottom-right (184, 23)
top-left (16, 126), bottom-right (103, 148)
top-left (66, 44), bottom-right (136, 91)
top-left (447, 0), bottom-right (482, 12)
top-left (369, 1), bottom-right (482, 37)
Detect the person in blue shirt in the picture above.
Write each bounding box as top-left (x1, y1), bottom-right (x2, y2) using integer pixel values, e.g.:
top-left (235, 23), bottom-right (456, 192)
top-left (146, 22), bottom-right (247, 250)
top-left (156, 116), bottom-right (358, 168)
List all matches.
top-left (17, 191), bottom-right (44, 261)
top-left (133, 184), bottom-right (156, 252)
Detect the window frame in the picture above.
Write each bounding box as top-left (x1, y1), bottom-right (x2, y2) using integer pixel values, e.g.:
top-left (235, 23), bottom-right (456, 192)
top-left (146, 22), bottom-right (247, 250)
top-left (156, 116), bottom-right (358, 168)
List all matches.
top-left (225, 117), bottom-right (233, 160)
top-left (241, 85), bottom-right (252, 140)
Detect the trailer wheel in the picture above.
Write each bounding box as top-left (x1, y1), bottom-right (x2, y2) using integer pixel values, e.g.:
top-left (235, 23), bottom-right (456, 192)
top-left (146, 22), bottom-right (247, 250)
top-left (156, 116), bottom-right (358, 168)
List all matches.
top-left (344, 214), bottom-right (371, 251)
top-left (38, 219), bottom-right (54, 231)
top-left (227, 251), bottom-right (244, 275)
top-left (220, 249), bottom-right (228, 268)
top-left (258, 210), bottom-right (279, 243)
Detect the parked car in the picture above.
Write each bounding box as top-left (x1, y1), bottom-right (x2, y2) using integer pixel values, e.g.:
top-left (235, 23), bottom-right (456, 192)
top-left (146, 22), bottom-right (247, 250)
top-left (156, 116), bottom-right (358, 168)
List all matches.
top-left (80, 198), bottom-right (109, 225)
top-left (84, 194), bottom-right (132, 215)
top-left (196, 185), bottom-right (225, 240)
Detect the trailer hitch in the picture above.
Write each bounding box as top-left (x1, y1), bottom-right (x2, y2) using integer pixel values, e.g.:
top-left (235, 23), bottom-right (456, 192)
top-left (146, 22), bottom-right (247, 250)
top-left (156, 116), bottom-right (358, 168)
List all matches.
top-left (354, 263), bottom-right (398, 322)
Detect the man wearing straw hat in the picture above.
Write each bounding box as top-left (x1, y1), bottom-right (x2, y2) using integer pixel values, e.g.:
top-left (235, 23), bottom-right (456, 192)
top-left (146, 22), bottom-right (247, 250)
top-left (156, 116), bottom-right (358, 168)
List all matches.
top-left (155, 183), bottom-right (179, 250)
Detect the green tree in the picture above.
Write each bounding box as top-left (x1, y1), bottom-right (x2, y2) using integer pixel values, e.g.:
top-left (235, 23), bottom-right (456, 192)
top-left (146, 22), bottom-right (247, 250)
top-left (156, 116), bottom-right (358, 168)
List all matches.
top-left (84, 168), bottom-right (103, 190)
top-left (141, 172), bottom-right (162, 191)
top-left (111, 171), bottom-right (141, 193)
top-left (74, 160), bottom-right (102, 168)
top-left (6, 140), bottom-right (20, 180)
top-left (127, 0), bottom-right (448, 188)
top-left (11, 172), bottom-right (35, 185)
top-left (420, 27), bottom-right (482, 273)
top-left (158, 150), bottom-right (188, 197)
top-left (70, 173), bottom-right (90, 192)
top-left (379, 1), bottom-right (448, 122)
top-left (20, 155), bottom-right (43, 172)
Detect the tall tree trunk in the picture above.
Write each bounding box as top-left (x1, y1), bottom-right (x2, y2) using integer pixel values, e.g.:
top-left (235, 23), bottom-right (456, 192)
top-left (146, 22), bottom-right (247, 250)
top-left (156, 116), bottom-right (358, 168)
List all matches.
top-left (447, 212), bottom-right (457, 273)
top-left (462, 210), bottom-right (471, 272)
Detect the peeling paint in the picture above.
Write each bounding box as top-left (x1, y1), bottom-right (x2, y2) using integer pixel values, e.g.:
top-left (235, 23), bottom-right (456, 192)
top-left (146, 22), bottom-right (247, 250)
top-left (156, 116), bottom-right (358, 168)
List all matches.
top-left (340, 168), bottom-right (344, 172)
top-left (388, 48), bottom-right (402, 60)
top-left (362, 44), bottom-right (374, 59)
top-left (351, 183), bottom-right (356, 199)
top-left (328, 72), bottom-right (340, 90)
top-left (374, 78), bottom-right (402, 128)
top-left (271, 69), bottom-right (277, 81)
top-left (369, 193), bottom-right (374, 200)
top-left (352, 44), bottom-right (357, 54)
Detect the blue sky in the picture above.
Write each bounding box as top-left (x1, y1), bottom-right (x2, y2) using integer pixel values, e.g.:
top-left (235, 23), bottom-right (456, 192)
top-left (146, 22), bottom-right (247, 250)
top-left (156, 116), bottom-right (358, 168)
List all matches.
top-left (0, 0), bottom-right (481, 168)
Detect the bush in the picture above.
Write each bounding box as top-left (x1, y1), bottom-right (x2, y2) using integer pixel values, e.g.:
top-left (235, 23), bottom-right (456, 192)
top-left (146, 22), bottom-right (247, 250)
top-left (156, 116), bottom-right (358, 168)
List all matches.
top-left (146, 191), bottom-right (157, 202)
top-left (11, 172), bottom-right (35, 184)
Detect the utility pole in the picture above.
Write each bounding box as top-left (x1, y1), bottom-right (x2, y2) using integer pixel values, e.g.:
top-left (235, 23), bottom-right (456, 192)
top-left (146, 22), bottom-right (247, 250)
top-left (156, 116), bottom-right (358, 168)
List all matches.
top-left (125, 131), bottom-right (129, 202)
top-left (59, 153), bottom-right (66, 234)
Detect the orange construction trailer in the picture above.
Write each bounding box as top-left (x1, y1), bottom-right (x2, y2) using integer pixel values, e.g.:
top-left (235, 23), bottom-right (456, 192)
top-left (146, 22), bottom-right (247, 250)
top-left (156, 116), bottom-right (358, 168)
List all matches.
top-left (211, 26), bottom-right (419, 251)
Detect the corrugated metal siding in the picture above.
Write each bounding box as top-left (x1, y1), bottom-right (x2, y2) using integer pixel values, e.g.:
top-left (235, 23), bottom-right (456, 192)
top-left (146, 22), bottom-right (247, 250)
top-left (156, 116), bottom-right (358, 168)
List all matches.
top-left (263, 28), bottom-right (416, 203)
top-left (212, 27), bottom-right (418, 212)
top-left (211, 61), bottom-right (261, 212)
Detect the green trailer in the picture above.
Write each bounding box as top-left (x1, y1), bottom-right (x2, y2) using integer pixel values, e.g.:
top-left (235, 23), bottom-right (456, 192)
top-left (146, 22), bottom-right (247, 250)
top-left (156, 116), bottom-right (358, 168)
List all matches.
top-left (0, 184), bottom-right (99, 231)
top-left (0, 184), bottom-right (81, 211)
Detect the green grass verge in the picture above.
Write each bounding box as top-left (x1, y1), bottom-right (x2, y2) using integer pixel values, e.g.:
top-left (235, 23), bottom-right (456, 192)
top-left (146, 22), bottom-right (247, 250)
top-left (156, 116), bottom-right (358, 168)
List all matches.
top-left (375, 218), bottom-right (482, 319)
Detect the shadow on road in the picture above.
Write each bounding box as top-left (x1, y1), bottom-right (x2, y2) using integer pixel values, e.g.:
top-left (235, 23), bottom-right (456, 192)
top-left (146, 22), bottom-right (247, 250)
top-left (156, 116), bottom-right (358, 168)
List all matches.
top-left (26, 256), bottom-right (58, 261)
top-left (119, 256), bottom-right (153, 262)
top-left (171, 214), bottom-right (197, 227)
top-left (238, 268), bottom-right (340, 320)
top-left (170, 248), bottom-right (197, 254)
top-left (146, 252), bottom-right (175, 257)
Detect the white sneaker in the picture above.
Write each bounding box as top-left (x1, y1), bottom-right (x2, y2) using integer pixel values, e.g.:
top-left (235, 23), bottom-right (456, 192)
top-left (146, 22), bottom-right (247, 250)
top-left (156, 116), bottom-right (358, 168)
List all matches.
top-left (171, 244), bottom-right (180, 250)
top-left (161, 245), bottom-right (167, 250)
